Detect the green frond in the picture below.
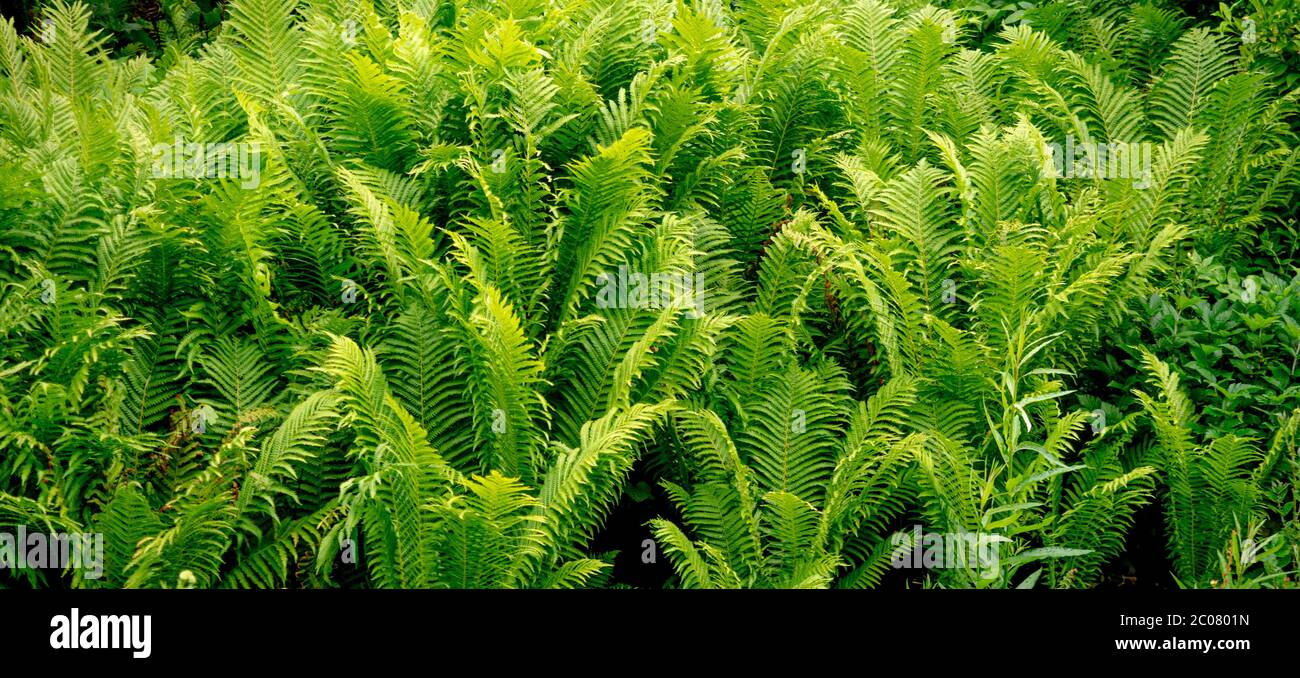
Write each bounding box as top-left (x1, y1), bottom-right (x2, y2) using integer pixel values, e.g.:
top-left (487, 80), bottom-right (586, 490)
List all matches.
top-left (1146, 28), bottom-right (1235, 140)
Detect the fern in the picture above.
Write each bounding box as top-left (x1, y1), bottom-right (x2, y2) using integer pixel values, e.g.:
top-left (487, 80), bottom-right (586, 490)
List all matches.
top-left (2, 0), bottom-right (1298, 593)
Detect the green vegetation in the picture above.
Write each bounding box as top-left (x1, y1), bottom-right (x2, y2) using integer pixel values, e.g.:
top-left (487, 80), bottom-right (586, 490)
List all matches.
top-left (1, 0), bottom-right (1297, 589)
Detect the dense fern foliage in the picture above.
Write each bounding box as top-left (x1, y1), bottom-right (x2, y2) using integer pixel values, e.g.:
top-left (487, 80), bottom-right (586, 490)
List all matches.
top-left (1, 0), bottom-right (1297, 589)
